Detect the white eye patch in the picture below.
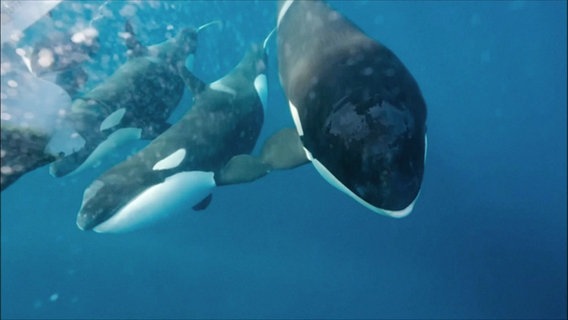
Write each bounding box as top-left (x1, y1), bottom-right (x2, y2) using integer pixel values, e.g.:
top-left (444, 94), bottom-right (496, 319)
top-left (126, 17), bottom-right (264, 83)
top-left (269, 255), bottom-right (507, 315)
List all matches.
top-left (152, 148), bottom-right (186, 171)
top-left (100, 108), bottom-right (126, 131)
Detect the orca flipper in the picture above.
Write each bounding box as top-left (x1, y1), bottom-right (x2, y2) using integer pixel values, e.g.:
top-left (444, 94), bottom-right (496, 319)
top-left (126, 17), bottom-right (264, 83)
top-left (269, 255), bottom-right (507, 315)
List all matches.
top-left (124, 21), bottom-right (148, 58)
top-left (215, 128), bottom-right (309, 186)
top-left (192, 194), bottom-right (213, 211)
top-left (215, 154), bottom-right (271, 186)
top-left (259, 127), bottom-right (309, 170)
top-left (178, 64), bottom-right (206, 97)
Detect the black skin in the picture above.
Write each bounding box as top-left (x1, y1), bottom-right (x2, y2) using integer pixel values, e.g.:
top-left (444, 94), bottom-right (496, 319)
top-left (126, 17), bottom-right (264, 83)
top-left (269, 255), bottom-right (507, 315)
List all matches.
top-left (0, 126), bottom-right (55, 191)
top-left (277, 0), bottom-right (427, 211)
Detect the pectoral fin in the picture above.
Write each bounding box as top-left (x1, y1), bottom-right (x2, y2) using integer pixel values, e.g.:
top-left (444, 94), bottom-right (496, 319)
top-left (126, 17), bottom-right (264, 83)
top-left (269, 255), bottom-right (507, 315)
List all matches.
top-left (215, 128), bottom-right (309, 186)
top-left (192, 194), bottom-right (213, 211)
top-left (260, 127), bottom-right (309, 170)
top-left (215, 154), bottom-right (271, 186)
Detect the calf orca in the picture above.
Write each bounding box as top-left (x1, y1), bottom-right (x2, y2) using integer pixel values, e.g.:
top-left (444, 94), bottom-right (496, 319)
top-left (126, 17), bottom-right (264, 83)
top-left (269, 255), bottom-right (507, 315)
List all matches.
top-left (76, 31), bottom-right (274, 233)
top-left (273, 0), bottom-right (428, 217)
top-left (48, 21), bottom-right (216, 177)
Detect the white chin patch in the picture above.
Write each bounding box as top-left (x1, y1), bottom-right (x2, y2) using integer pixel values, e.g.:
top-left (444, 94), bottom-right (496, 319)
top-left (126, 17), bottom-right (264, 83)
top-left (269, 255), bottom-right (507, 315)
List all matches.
top-left (93, 171), bottom-right (216, 233)
top-left (277, 0), bottom-right (295, 28)
top-left (99, 108), bottom-right (126, 131)
top-left (310, 158), bottom-right (416, 218)
top-left (253, 74), bottom-right (268, 112)
top-left (69, 127), bottom-right (142, 176)
top-left (152, 148), bottom-right (186, 171)
top-left (302, 146), bottom-right (314, 161)
top-left (288, 100), bottom-right (304, 136)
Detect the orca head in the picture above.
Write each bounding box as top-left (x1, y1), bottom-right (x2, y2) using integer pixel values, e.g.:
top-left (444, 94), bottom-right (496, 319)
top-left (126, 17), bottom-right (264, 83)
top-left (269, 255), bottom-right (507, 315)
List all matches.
top-left (295, 53), bottom-right (427, 218)
top-left (76, 148), bottom-right (216, 233)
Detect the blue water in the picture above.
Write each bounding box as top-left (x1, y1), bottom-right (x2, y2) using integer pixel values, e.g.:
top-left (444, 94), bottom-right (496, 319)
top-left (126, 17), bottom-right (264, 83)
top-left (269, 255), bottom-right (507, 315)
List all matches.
top-left (1, 1), bottom-right (566, 319)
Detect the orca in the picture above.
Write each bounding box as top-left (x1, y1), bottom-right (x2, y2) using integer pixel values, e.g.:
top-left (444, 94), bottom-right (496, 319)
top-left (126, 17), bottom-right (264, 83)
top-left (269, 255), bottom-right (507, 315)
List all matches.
top-left (271, 0), bottom-right (428, 217)
top-left (0, 43), bottom-right (72, 191)
top-left (76, 30), bottom-right (274, 233)
top-left (48, 21), bottom-right (219, 178)
top-left (1, 126), bottom-right (56, 191)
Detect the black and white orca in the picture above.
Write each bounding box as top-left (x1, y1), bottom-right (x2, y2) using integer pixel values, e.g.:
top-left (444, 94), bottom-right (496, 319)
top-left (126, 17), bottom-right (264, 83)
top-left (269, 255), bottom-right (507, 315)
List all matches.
top-left (0, 43), bottom-right (72, 191)
top-left (273, 0), bottom-right (428, 217)
top-left (75, 31), bottom-right (274, 233)
top-left (48, 21), bottom-right (218, 177)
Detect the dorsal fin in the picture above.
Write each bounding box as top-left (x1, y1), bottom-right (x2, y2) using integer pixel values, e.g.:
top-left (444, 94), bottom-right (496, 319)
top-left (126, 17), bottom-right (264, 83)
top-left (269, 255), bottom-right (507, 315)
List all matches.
top-left (263, 27), bottom-right (277, 51)
top-left (197, 20), bottom-right (223, 33)
top-left (123, 20), bottom-right (148, 58)
top-left (177, 64), bottom-right (206, 97)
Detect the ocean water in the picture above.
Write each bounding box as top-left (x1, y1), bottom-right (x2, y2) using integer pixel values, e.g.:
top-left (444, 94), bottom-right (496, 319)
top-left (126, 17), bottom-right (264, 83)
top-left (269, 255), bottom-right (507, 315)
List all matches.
top-left (1, 1), bottom-right (566, 319)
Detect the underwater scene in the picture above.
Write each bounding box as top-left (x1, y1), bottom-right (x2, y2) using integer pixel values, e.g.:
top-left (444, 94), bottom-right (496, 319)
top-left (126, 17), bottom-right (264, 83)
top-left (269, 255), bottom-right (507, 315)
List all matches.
top-left (1, 0), bottom-right (566, 319)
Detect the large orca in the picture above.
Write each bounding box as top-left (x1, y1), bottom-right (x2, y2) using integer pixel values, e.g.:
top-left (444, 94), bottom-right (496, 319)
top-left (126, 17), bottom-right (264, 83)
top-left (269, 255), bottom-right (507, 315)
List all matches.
top-left (48, 21), bottom-right (217, 177)
top-left (271, 0), bottom-right (428, 217)
top-left (1, 9), bottom-right (115, 192)
top-left (0, 43), bottom-right (72, 191)
top-left (76, 31), bottom-right (274, 233)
